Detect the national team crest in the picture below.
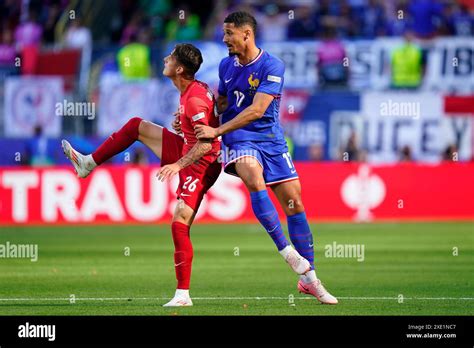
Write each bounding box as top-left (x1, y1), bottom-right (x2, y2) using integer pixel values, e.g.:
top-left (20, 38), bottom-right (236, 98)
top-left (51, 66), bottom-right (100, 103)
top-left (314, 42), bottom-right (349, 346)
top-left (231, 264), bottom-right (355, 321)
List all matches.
top-left (248, 73), bottom-right (259, 95)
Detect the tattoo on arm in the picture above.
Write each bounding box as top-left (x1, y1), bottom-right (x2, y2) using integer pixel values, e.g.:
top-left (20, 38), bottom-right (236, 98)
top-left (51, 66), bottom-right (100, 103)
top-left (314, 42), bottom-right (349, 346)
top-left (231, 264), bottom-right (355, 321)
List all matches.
top-left (176, 140), bottom-right (213, 169)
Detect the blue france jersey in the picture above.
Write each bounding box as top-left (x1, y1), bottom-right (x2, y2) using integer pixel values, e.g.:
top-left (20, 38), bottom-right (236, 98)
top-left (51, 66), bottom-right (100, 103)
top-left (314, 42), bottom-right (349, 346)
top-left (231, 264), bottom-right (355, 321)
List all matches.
top-left (218, 50), bottom-right (287, 148)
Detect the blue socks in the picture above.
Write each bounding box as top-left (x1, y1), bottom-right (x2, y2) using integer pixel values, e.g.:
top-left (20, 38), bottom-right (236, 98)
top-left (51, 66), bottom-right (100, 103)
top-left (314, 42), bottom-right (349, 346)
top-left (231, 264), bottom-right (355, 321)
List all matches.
top-left (250, 190), bottom-right (315, 271)
top-left (250, 190), bottom-right (289, 251)
top-left (288, 212), bottom-right (315, 270)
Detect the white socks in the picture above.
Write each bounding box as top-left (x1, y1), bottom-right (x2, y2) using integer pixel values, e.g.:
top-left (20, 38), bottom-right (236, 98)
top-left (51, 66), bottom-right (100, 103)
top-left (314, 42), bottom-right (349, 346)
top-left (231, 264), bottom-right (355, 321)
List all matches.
top-left (300, 270), bottom-right (317, 284)
top-left (279, 246), bottom-right (318, 283)
top-left (279, 245), bottom-right (294, 259)
top-left (175, 289), bottom-right (190, 298)
top-left (84, 154), bottom-right (97, 170)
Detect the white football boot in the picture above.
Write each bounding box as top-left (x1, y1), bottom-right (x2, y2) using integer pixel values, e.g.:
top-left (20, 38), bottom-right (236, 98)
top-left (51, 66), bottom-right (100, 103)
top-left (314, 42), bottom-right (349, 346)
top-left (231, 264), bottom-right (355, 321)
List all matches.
top-left (298, 278), bottom-right (338, 305)
top-left (61, 140), bottom-right (93, 178)
top-left (163, 289), bottom-right (193, 307)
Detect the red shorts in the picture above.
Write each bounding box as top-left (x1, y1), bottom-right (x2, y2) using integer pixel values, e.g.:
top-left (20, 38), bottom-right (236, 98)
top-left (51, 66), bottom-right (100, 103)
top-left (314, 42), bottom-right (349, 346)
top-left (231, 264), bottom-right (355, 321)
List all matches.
top-left (161, 128), bottom-right (221, 211)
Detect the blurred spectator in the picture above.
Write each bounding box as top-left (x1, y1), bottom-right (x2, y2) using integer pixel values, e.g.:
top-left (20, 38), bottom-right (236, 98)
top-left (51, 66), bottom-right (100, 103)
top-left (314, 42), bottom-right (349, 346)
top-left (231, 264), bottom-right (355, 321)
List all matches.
top-left (443, 144), bottom-right (458, 161)
top-left (390, 30), bottom-right (423, 89)
top-left (14, 9), bottom-right (42, 51)
top-left (385, 0), bottom-right (412, 36)
top-left (259, 4), bottom-right (288, 42)
top-left (209, 3), bottom-right (258, 41)
top-left (445, 2), bottom-right (474, 36)
top-left (42, 1), bottom-right (62, 43)
top-left (0, 27), bottom-right (16, 66)
top-left (210, 6), bottom-right (230, 42)
top-left (287, 5), bottom-right (317, 39)
top-left (121, 11), bottom-right (145, 45)
top-left (316, 25), bottom-right (348, 88)
top-left (13, 7), bottom-right (43, 76)
top-left (356, 0), bottom-right (386, 38)
top-left (165, 6), bottom-right (201, 41)
top-left (337, 0), bottom-right (357, 37)
top-left (340, 131), bottom-right (362, 161)
top-left (399, 145), bottom-right (413, 161)
top-left (65, 17), bottom-right (92, 98)
top-left (0, 0), bottom-right (21, 31)
top-left (315, 0), bottom-right (355, 38)
top-left (408, 0), bottom-right (444, 39)
top-left (26, 125), bottom-right (54, 166)
top-left (308, 144), bottom-right (324, 161)
top-left (117, 28), bottom-right (152, 79)
top-left (141, 0), bottom-right (171, 40)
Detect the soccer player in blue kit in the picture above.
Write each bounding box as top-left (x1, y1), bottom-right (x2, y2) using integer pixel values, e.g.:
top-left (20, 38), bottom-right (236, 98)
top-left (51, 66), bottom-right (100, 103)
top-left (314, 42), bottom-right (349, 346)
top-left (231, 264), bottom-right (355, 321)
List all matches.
top-left (194, 11), bottom-right (337, 304)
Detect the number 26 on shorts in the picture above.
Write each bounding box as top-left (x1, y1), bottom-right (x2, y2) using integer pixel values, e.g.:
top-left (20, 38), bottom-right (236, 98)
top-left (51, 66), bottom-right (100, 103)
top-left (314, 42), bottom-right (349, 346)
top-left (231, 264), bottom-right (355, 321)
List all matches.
top-left (182, 176), bottom-right (199, 192)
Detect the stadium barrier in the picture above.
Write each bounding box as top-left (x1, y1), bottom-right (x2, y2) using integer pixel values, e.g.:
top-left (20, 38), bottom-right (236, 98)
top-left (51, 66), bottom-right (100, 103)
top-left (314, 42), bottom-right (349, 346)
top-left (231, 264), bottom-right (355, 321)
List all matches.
top-left (0, 162), bottom-right (472, 224)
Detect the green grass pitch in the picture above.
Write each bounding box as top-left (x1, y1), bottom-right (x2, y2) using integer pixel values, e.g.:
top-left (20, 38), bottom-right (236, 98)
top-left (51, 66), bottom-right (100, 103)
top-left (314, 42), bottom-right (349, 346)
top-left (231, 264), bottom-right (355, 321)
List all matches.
top-left (0, 222), bottom-right (472, 315)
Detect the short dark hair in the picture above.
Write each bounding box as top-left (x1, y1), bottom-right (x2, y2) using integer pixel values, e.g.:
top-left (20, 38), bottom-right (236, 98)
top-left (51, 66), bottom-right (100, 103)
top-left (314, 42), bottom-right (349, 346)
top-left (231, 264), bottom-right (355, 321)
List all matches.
top-left (224, 11), bottom-right (257, 34)
top-left (172, 43), bottom-right (203, 78)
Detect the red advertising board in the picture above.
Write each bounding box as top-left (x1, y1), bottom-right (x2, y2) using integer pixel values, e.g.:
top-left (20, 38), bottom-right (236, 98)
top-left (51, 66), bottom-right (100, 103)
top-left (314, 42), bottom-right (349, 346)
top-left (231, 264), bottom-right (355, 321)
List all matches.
top-left (0, 162), bottom-right (473, 224)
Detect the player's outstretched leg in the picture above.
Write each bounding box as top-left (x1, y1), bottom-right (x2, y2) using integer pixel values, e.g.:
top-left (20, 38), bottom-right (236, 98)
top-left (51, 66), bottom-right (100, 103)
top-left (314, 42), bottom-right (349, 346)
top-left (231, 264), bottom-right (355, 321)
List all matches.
top-left (235, 160), bottom-right (310, 275)
top-left (62, 117), bottom-right (165, 178)
top-left (272, 180), bottom-right (338, 304)
top-left (163, 201), bottom-right (196, 307)
top-left (61, 116), bottom-right (143, 177)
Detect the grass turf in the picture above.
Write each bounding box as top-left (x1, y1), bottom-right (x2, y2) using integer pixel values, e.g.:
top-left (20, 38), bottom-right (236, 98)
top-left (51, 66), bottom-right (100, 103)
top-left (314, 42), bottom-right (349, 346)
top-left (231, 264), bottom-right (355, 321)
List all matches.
top-left (0, 222), bottom-right (472, 315)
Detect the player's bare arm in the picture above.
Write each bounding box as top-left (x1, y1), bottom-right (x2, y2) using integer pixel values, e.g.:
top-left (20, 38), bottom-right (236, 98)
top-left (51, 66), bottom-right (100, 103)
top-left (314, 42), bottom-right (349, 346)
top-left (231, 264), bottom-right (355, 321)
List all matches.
top-left (194, 92), bottom-right (273, 139)
top-left (216, 94), bottom-right (229, 114)
top-left (157, 140), bottom-right (212, 182)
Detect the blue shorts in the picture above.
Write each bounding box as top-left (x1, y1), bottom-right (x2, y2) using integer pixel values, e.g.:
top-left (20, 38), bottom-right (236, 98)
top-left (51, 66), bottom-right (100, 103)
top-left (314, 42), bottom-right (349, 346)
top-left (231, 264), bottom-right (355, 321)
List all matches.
top-left (223, 141), bottom-right (299, 186)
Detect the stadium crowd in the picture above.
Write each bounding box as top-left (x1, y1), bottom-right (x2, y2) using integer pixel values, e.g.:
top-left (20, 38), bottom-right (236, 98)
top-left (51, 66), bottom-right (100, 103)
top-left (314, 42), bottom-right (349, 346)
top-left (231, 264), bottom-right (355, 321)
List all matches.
top-left (0, 0), bottom-right (473, 51)
top-left (0, 0), bottom-right (471, 166)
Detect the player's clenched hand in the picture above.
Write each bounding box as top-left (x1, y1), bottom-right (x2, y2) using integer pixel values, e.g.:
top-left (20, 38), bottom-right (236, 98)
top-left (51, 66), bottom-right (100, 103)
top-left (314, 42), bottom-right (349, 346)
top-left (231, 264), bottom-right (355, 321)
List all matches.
top-left (172, 111), bottom-right (182, 134)
top-left (156, 163), bottom-right (181, 182)
top-left (194, 125), bottom-right (218, 140)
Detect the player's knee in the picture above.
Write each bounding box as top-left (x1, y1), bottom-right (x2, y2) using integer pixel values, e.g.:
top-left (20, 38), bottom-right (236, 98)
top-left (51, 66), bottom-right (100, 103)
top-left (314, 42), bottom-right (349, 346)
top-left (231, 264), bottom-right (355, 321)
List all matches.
top-left (122, 116), bottom-right (143, 138)
top-left (172, 200), bottom-right (194, 225)
top-left (128, 116), bottom-right (143, 129)
top-left (285, 197), bottom-right (305, 214)
top-left (243, 177), bottom-right (266, 192)
top-left (173, 210), bottom-right (191, 224)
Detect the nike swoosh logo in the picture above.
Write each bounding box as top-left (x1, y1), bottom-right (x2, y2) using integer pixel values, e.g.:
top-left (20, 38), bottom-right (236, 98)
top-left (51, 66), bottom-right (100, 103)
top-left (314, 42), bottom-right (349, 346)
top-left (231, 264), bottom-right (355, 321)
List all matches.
top-left (291, 169), bottom-right (297, 174)
top-left (181, 193), bottom-right (191, 197)
top-left (268, 226), bottom-right (278, 233)
top-left (174, 262), bottom-right (185, 267)
top-left (225, 78), bottom-right (232, 83)
top-left (309, 244), bottom-right (314, 247)
top-left (300, 283), bottom-right (310, 292)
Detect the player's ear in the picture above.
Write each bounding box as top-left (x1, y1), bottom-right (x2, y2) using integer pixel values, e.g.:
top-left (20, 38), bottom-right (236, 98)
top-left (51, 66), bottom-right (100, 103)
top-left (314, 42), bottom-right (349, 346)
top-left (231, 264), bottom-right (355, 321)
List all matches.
top-left (176, 65), bottom-right (184, 75)
top-left (244, 29), bottom-right (251, 41)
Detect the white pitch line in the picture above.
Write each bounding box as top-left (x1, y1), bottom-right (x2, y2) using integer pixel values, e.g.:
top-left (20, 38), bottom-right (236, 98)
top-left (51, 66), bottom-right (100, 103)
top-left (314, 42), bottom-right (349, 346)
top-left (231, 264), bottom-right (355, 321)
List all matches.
top-left (0, 296), bottom-right (472, 301)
